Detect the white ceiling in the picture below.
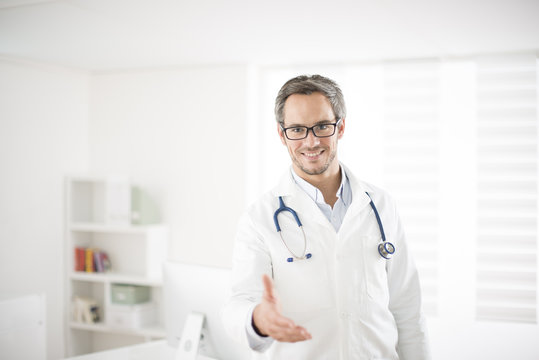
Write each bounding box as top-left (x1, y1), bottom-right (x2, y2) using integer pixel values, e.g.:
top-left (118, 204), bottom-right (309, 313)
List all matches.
top-left (1, 0), bottom-right (538, 72)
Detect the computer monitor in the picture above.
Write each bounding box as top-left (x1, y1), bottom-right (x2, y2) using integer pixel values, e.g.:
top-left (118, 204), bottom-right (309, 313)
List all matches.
top-left (163, 261), bottom-right (253, 360)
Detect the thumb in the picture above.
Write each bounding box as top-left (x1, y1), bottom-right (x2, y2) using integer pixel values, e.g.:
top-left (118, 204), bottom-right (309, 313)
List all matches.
top-left (262, 274), bottom-right (276, 302)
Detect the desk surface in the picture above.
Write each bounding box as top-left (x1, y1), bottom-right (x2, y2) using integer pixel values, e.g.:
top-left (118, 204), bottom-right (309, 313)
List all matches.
top-left (63, 340), bottom-right (215, 360)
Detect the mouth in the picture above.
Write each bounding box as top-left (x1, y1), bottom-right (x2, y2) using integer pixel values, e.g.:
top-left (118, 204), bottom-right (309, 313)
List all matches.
top-left (301, 149), bottom-right (324, 160)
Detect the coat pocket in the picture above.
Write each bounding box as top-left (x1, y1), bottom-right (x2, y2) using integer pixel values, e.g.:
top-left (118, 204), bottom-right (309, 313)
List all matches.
top-left (273, 255), bottom-right (333, 315)
top-left (361, 235), bottom-right (389, 301)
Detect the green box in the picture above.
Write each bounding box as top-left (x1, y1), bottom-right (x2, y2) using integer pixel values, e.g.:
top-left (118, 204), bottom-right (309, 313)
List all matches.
top-left (111, 284), bottom-right (150, 305)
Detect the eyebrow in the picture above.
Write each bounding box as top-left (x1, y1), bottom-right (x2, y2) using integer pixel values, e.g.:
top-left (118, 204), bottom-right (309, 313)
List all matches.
top-left (286, 120), bottom-right (334, 127)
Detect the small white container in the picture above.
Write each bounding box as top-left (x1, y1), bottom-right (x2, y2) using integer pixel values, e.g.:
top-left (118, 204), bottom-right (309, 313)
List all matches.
top-left (106, 303), bottom-right (155, 329)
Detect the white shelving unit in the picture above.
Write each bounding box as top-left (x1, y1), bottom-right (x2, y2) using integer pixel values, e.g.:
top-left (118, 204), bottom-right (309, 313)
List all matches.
top-left (65, 175), bottom-right (168, 356)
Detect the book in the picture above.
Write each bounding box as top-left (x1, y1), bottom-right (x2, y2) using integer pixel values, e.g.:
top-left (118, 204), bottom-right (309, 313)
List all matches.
top-left (94, 250), bottom-right (111, 273)
top-left (74, 247), bottom-right (85, 271)
top-left (85, 248), bottom-right (95, 272)
top-left (94, 250), bottom-right (103, 273)
top-left (75, 247), bottom-right (110, 273)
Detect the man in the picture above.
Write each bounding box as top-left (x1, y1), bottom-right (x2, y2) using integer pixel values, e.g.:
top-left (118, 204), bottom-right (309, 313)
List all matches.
top-left (222, 75), bottom-right (430, 359)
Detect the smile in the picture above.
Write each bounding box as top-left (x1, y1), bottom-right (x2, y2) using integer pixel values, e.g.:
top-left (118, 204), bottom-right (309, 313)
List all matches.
top-left (302, 150), bottom-right (324, 158)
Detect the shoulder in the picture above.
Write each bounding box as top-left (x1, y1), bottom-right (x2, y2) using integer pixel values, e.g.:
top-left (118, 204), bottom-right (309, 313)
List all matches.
top-left (242, 190), bottom-right (277, 223)
top-left (243, 168), bottom-right (295, 221)
top-left (360, 180), bottom-right (392, 200)
top-left (343, 165), bottom-right (398, 213)
top-left (362, 180), bottom-right (398, 210)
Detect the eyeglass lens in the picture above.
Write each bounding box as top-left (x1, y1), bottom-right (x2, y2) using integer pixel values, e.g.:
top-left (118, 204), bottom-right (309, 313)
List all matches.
top-left (285, 124), bottom-right (336, 140)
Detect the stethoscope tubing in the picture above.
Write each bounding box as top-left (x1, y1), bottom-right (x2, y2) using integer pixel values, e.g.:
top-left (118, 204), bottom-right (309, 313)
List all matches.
top-left (274, 192), bottom-right (396, 262)
top-left (274, 196), bottom-right (310, 262)
top-left (365, 192), bottom-right (387, 242)
top-left (273, 196), bottom-right (302, 232)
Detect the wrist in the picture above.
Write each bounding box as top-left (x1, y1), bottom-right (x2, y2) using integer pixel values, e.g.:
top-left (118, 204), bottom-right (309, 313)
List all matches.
top-left (252, 306), bottom-right (268, 337)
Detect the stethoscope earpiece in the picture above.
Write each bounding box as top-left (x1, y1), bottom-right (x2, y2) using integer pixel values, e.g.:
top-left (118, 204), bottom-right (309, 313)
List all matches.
top-left (287, 253), bottom-right (312, 263)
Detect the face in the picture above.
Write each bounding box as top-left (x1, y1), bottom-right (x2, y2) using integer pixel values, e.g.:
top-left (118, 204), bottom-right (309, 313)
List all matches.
top-left (278, 92), bottom-right (345, 177)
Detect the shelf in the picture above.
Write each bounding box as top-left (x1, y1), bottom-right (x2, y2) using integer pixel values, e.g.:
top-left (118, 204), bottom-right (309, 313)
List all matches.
top-left (70, 222), bottom-right (166, 234)
top-left (70, 321), bottom-right (165, 338)
top-left (70, 271), bottom-right (162, 286)
top-left (66, 175), bottom-right (168, 356)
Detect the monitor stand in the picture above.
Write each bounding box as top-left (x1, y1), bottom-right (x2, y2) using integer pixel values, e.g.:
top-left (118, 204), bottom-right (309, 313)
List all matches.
top-left (175, 311), bottom-right (217, 360)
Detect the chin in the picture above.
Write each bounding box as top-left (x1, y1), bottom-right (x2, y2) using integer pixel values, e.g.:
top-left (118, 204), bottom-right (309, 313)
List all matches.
top-left (299, 163), bottom-right (330, 176)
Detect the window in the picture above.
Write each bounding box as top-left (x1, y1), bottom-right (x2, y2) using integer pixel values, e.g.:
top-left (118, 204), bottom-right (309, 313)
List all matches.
top-left (249, 53), bottom-right (538, 323)
top-left (475, 55), bottom-right (537, 323)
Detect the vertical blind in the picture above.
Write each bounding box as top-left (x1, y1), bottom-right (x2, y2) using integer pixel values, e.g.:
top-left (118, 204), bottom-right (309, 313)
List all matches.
top-left (475, 55), bottom-right (538, 323)
top-left (382, 61), bottom-right (441, 316)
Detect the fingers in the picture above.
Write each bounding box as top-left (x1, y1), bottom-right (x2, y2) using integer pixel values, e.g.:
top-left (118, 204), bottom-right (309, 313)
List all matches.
top-left (267, 322), bottom-right (312, 343)
top-left (254, 274), bottom-right (313, 342)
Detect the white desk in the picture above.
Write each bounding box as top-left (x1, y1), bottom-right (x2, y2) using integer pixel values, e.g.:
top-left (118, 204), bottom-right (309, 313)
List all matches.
top-left (63, 340), bottom-right (215, 360)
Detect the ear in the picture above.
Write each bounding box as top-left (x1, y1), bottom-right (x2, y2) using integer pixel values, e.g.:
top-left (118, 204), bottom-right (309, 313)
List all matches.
top-left (277, 123), bottom-right (287, 145)
top-left (337, 118), bottom-right (345, 140)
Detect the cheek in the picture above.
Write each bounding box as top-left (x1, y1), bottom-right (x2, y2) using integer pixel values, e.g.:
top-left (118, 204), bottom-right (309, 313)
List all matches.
top-left (290, 142), bottom-right (305, 154)
top-left (319, 138), bottom-right (334, 150)
top-left (288, 143), bottom-right (299, 155)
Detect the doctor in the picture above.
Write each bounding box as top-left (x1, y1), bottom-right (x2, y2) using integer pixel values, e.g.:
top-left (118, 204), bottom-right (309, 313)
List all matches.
top-left (222, 75), bottom-right (430, 359)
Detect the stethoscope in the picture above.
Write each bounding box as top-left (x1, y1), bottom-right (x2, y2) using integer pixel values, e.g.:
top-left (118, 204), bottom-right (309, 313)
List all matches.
top-left (273, 192), bottom-right (396, 262)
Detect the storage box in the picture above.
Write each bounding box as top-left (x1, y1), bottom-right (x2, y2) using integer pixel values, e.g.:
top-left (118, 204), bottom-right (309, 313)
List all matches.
top-left (111, 284), bottom-right (150, 305)
top-left (106, 303), bottom-right (155, 329)
top-left (69, 177), bottom-right (131, 225)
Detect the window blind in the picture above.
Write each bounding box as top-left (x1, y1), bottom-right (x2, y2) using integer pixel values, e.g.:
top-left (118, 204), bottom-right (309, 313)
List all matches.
top-left (475, 55), bottom-right (538, 323)
top-left (382, 61), bottom-right (441, 316)
top-left (256, 54), bottom-right (538, 323)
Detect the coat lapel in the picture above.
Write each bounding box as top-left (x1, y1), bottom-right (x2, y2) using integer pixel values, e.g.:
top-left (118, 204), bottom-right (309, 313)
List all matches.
top-left (271, 168), bottom-right (332, 229)
top-left (342, 163), bottom-right (372, 218)
top-left (270, 165), bottom-right (375, 232)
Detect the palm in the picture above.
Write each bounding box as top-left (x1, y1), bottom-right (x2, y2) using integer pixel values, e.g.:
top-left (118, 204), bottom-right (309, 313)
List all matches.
top-left (252, 274), bottom-right (312, 342)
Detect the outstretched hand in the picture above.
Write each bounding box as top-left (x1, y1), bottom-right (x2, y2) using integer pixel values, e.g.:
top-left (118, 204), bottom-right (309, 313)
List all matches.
top-left (252, 274), bottom-right (312, 342)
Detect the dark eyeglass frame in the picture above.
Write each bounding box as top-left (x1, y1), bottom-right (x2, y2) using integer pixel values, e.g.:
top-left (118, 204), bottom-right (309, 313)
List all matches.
top-left (280, 119), bottom-right (342, 140)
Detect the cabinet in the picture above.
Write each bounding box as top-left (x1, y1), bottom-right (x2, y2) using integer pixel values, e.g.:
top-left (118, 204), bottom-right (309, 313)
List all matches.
top-left (65, 175), bottom-right (168, 356)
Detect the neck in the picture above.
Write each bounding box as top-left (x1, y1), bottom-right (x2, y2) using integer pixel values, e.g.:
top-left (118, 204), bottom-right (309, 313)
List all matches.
top-left (294, 162), bottom-right (342, 207)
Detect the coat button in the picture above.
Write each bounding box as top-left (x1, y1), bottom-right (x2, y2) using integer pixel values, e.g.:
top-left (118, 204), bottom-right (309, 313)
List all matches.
top-left (340, 312), bottom-right (349, 319)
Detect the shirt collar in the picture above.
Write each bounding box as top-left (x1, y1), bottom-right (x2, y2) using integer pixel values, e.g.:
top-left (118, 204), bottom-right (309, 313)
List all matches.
top-left (291, 165), bottom-right (350, 207)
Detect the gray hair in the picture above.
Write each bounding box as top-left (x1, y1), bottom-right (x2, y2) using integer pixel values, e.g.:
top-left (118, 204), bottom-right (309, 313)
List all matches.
top-left (274, 74), bottom-right (346, 125)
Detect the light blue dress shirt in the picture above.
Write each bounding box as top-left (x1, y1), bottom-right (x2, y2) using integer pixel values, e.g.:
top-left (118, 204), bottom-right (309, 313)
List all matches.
top-left (246, 165), bottom-right (353, 350)
top-left (290, 166), bottom-right (352, 232)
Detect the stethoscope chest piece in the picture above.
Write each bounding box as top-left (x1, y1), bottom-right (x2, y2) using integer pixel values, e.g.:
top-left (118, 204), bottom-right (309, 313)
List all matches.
top-left (366, 192), bottom-right (396, 260)
top-left (378, 241), bottom-right (395, 259)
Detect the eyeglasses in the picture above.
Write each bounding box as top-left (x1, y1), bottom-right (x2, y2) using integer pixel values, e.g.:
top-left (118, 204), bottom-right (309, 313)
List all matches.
top-left (280, 119), bottom-right (342, 140)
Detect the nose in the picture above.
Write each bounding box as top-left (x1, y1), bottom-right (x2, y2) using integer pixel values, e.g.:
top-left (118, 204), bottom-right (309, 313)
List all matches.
top-left (304, 128), bottom-right (320, 146)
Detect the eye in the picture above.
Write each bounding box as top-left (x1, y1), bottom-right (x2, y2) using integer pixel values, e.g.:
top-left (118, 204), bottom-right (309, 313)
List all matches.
top-left (317, 124), bottom-right (329, 130)
top-left (290, 127), bottom-right (305, 133)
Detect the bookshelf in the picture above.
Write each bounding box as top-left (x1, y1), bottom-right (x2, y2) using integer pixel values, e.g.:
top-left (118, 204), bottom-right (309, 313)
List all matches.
top-left (65, 175), bottom-right (168, 356)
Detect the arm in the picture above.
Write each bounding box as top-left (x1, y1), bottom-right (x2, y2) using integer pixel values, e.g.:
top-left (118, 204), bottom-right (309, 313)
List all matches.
top-left (221, 213), bottom-right (311, 352)
top-left (386, 202), bottom-right (431, 360)
top-left (253, 274), bottom-right (311, 342)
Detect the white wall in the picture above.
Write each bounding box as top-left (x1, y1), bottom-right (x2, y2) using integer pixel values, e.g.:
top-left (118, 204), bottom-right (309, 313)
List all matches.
top-left (1, 55), bottom-right (538, 359)
top-left (0, 60), bottom-right (253, 358)
top-left (89, 65), bottom-right (248, 268)
top-left (0, 58), bottom-right (89, 360)
top-left (429, 319), bottom-right (539, 360)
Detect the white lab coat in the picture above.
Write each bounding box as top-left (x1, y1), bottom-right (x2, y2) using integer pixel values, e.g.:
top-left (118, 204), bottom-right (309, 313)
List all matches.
top-left (222, 165), bottom-right (430, 360)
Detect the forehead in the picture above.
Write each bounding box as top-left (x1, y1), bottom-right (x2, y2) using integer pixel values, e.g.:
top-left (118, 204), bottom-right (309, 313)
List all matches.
top-left (283, 92), bottom-right (334, 124)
